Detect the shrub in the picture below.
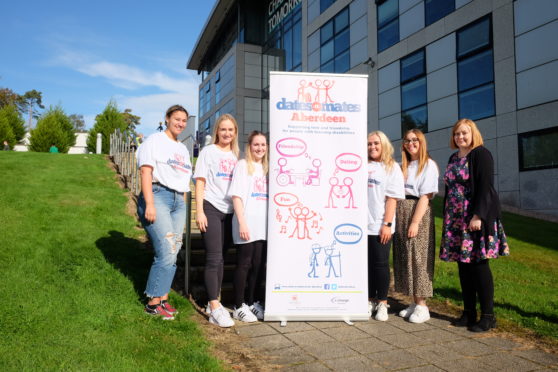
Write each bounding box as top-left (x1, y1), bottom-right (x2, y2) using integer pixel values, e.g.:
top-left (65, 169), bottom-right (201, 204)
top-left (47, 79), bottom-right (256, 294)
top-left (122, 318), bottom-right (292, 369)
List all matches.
top-left (29, 106), bottom-right (76, 153)
top-left (87, 100), bottom-right (128, 154)
top-left (0, 104), bottom-right (26, 142)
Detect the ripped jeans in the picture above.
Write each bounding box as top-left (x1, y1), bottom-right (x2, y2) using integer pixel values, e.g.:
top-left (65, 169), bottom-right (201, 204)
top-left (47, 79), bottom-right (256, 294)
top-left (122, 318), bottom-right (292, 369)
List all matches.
top-left (138, 183), bottom-right (187, 298)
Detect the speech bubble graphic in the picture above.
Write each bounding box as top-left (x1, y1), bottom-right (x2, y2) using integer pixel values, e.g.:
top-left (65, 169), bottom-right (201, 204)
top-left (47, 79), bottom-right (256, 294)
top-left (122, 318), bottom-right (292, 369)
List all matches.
top-left (273, 192), bottom-right (299, 207)
top-left (333, 223), bottom-right (363, 244)
top-left (276, 137), bottom-right (307, 157)
top-left (335, 153), bottom-right (362, 172)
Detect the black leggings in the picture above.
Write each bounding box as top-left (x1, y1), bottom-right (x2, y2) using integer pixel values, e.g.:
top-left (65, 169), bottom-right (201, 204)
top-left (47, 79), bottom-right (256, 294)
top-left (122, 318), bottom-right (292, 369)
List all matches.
top-left (233, 240), bottom-right (266, 308)
top-left (457, 260), bottom-right (494, 314)
top-left (202, 200), bottom-right (233, 301)
top-left (368, 235), bottom-right (391, 301)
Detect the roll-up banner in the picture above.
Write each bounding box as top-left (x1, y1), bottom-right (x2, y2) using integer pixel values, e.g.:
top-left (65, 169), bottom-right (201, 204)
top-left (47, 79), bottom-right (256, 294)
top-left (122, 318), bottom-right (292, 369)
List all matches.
top-left (265, 71), bottom-right (369, 322)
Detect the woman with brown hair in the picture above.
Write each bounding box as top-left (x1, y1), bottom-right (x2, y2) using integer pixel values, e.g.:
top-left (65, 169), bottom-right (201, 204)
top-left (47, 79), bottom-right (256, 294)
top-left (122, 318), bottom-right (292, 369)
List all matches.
top-left (394, 129), bottom-right (439, 323)
top-left (440, 118), bottom-right (509, 332)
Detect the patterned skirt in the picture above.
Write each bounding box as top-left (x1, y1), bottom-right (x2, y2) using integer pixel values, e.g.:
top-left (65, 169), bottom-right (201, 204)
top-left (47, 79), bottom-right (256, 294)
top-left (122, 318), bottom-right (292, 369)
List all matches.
top-left (393, 199), bottom-right (436, 297)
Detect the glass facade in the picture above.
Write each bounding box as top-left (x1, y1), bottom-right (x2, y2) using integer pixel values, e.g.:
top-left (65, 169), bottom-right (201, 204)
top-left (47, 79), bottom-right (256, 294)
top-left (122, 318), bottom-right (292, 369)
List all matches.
top-left (320, 0), bottom-right (336, 13)
top-left (377, 0), bottom-right (399, 52)
top-left (401, 49), bottom-right (427, 133)
top-left (425, 0), bottom-right (455, 26)
top-left (457, 16), bottom-right (495, 120)
top-left (320, 7), bottom-right (350, 73)
top-left (265, 1), bottom-right (302, 72)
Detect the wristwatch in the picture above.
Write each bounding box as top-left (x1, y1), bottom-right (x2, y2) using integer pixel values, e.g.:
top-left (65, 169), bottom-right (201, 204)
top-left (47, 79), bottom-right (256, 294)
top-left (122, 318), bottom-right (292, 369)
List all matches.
top-left (382, 221), bottom-right (392, 227)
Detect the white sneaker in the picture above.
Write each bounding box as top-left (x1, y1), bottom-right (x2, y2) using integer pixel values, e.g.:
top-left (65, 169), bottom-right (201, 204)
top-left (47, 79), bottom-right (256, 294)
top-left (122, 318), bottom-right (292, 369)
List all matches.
top-left (374, 302), bottom-right (389, 321)
top-left (209, 306), bottom-right (235, 327)
top-left (249, 301), bottom-right (265, 321)
top-left (399, 303), bottom-right (416, 318)
top-left (409, 305), bottom-right (430, 323)
top-left (368, 301), bottom-right (375, 317)
top-left (205, 303), bottom-right (211, 314)
top-left (233, 304), bottom-right (258, 323)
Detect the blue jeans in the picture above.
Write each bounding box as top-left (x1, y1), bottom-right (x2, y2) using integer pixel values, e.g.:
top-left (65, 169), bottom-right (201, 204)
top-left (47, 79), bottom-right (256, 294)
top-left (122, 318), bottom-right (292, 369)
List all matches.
top-left (138, 184), bottom-right (187, 298)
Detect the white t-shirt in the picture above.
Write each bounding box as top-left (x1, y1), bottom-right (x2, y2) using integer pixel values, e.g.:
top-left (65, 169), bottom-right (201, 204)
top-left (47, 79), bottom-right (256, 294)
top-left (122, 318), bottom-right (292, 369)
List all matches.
top-left (193, 144), bottom-right (238, 213)
top-left (137, 132), bottom-right (192, 193)
top-left (367, 161), bottom-right (405, 235)
top-left (403, 159), bottom-right (439, 198)
top-left (228, 160), bottom-right (268, 244)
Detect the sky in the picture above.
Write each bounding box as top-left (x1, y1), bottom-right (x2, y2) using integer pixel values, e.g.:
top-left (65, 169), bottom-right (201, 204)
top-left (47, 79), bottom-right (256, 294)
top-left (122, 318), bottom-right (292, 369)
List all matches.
top-left (0, 0), bottom-right (216, 136)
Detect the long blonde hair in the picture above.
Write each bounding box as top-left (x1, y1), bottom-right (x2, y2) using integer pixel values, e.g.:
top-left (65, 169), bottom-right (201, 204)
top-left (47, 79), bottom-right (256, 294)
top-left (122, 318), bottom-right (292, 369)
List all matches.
top-left (368, 131), bottom-right (395, 171)
top-left (245, 131), bottom-right (269, 176)
top-left (401, 129), bottom-right (431, 179)
top-left (211, 113), bottom-right (240, 158)
top-left (450, 118), bottom-right (484, 150)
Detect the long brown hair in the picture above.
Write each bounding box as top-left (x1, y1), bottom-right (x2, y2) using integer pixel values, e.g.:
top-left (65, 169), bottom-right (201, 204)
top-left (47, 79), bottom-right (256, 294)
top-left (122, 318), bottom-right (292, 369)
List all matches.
top-left (211, 113), bottom-right (240, 158)
top-left (401, 129), bottom-right (431, 179)
top-left (245, 131), bottom-right (269, 176)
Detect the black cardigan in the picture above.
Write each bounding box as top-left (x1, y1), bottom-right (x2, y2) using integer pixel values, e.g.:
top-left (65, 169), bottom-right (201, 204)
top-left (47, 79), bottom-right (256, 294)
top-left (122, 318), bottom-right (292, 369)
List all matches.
top-left (443, 146), bottom-right (501, 237)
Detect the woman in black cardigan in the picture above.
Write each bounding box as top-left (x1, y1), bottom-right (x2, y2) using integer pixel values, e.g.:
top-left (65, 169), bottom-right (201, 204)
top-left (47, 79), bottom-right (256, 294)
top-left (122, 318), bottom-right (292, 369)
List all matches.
top-left (440, 118), bottom-right (510, 332)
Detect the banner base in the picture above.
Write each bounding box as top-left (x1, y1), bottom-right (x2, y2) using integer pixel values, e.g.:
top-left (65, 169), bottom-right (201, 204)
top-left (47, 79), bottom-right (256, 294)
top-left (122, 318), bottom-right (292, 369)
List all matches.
top-left (264, 313), bottom-right (369, 322)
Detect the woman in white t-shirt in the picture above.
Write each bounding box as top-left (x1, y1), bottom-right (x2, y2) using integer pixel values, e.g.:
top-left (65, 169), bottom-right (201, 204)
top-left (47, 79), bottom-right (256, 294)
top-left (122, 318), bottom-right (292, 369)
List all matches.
top-left (367, 131), bottom-right (405, 321)
top-left (193, 113), bottom-right (239, 328)
top-left (137, 105), bottom-right (192, 320)
top-left (228, 131), bottom-right (268, 322)
top-left (394, 129), bottom-right (439, 324)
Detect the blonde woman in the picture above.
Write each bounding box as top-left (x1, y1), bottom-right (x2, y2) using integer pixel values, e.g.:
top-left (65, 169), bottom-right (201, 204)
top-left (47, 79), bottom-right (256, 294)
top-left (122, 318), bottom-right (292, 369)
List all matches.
top-left (194, 113), bottom-right (240, 328)
top-left (440, 119), bottom-right (509, 332)
top-left (366, 131), bottom-right (405, 321)
top-left (394, 129), bottom-right (439, 323)
top-left (229, 131), bottom-right (269, 322)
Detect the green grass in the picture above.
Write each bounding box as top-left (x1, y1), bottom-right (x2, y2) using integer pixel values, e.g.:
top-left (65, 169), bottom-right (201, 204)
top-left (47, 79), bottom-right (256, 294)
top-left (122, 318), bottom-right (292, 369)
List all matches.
top-left (0, 152), bottom-right (223, 371)
top-left (430, 197), bottom-right (558, 342)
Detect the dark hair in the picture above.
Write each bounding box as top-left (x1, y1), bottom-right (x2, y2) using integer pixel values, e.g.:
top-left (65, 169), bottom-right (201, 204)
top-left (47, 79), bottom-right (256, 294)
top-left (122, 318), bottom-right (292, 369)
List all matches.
top-left (165, 105), bottom-right (189, 120)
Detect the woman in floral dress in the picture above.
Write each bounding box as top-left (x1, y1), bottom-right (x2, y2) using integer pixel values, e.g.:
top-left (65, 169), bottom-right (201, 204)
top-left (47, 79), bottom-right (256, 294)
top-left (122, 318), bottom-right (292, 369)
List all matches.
top-left (440, 118), bottom-right (509, 332)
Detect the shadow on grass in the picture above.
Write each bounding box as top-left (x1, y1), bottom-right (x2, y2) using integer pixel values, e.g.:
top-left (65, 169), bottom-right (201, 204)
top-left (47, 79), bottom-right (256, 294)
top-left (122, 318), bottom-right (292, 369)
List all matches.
top-left (96, 230), bottom-right (152, 301)
top-left (495, 302), bottom-right (558, 324)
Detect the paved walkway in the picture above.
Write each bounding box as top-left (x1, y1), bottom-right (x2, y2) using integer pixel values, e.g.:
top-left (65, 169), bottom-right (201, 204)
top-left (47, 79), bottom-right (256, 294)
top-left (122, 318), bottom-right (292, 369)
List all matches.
top-left (233, 305), bottom-right (558, 371)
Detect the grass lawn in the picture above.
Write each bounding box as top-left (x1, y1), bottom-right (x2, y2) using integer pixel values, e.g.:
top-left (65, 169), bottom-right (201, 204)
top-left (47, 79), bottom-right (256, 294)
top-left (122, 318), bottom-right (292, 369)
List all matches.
top-left (430, 197), bottom-right (558, 344)
top-left (0, 152), bottom-right (223, 371)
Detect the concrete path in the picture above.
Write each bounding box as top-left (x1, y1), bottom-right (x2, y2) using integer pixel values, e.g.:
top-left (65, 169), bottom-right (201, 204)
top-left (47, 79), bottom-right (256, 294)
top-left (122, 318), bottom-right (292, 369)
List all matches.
top-left (233, 306), bottom-right (558, 371)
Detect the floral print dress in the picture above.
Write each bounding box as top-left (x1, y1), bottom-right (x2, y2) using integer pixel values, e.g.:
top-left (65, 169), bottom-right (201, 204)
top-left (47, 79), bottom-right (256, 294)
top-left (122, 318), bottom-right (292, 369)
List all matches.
top-left (440, 154), bottom-right (510, 263)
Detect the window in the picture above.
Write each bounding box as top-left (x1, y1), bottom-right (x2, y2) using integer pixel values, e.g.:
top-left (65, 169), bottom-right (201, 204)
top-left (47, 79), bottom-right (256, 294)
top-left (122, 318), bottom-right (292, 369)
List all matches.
top-left (377, 0), bottom-right (399, 52)
top-left (215, 71), bottom-right (221, 104)
top-left (320, 0), bottom-right (337, 14)
top-left (401, 49), bottom-right (427, 133)
top-left (457, 16), bottom-right (494, 121)
top-left (425, 0), bottom-right (455, 26)
top-left (519, 127), bottom-right (558, 171)
top-left (320, 7), bottom-right (350, 73)
top-left (264, 4), bottom-right (301, 72)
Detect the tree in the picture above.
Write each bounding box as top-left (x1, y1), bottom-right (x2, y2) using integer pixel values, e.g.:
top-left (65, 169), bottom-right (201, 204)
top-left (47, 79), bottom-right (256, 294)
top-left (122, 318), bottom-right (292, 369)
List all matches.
top-left (122, 108), bottom-right (141, 132)
top-left (0, 104), bottom-right (26, 142)
top-left (69, 114), bottom-right (86, 132)
top-left (87, 100), bottom-right (127, 154)
top-left (0, 116), bottom-right (16, 149)
top-left (21, 90), bottom-right (45, 129)
top-left (0, 87), bottom-right (23, 110)
top-left (29, 106), bottom-right (76, 153)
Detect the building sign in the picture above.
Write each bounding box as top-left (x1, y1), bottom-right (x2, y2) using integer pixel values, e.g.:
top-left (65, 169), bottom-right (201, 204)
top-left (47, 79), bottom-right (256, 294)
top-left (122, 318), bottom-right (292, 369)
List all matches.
top-left (265, 71), bottom-right (369, 322)
top-left (267, 0), bottom-right (302, 32)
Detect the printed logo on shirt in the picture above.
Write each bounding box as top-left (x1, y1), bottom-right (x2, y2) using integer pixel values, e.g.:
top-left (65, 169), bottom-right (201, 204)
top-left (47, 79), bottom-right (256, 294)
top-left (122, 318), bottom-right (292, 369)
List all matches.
top-left (215, 158), bottom-right (237, 180)
top-left (368, 171), bottom-right (380, 188)
top-left (251, 175), bottom-right (268, 200)
top-left (167, 153), bottom-right (192, 173)
top-left (404, 183), bottom-right (414, 190)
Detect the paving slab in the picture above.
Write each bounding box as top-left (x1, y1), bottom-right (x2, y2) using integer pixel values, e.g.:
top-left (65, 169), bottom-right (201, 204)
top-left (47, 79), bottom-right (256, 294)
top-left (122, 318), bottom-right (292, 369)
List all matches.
top-left (513, 349), bottom-right (558, 367)
top-left (366, 349), bottom-right (430, 370)
top-left (248, 334), bottom-right (295, 351)
top-left (269, 321), bottom-right (316, 334)
top-left (475, 335), bottom-right (523, 350)
top-left (400, 365), bottom-right (446, 372)
top-left (322, 355), bottom-right (386, 371)
top-left (412, 328), bottom-right (461, 342)
top-left (445, 338), bottom-right (495, 357)
top-left (236, 323), bottom-right (279, 337)
top-left (301, 341), bottom-right (359, 360)
top-left (476, 351), bottom-right (545, 371)
top-left (382, 332), bottom-right (432, 348)
top-left (284, 329), bottom-right (336, 345)
top-left (281, 361), bottom-right (332, 372)
top-left (407, 343), bottom-right (464, 363)
top-left (320, 324), bottom-right (371, 341)
top-left (344, 336), bottom-right (395, 354)
top-left (263, 346), bottom-right (316, 365)
top-left (355, 321), bottom-right (406, 336)
top-left (434, 357), bottom-right (492, 371)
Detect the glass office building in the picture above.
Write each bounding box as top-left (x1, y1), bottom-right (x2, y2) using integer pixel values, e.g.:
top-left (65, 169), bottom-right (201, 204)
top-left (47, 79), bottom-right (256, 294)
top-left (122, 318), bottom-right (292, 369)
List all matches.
top-left (187, 0), bottom-right (558, 216)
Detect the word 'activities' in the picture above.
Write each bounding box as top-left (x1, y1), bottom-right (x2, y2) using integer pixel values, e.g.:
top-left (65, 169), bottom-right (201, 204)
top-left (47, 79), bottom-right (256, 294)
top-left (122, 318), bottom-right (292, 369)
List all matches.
top-left (266, 72), bottom-right (369, 321)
